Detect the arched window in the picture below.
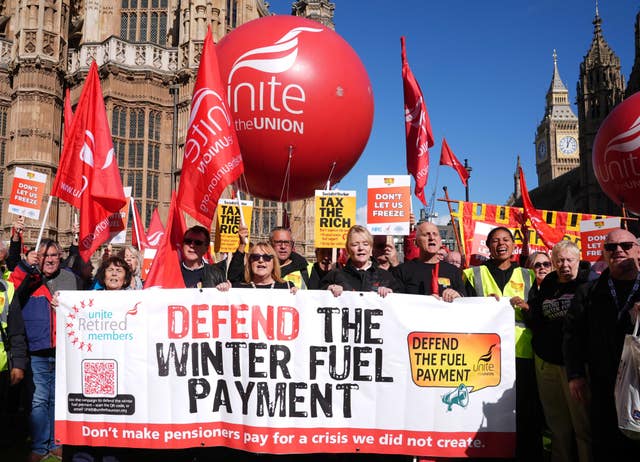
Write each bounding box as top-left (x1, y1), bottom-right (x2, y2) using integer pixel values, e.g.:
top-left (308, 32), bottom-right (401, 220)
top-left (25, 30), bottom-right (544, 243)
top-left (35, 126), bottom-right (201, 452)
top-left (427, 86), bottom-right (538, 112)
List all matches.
top-left (120, 0), bottom-right (168, 45)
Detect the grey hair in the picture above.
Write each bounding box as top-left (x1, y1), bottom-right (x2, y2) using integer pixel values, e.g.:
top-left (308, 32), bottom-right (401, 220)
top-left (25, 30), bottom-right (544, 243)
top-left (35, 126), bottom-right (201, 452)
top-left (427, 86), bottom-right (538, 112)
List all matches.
top-left (551, 240), bottom-right (580, 262)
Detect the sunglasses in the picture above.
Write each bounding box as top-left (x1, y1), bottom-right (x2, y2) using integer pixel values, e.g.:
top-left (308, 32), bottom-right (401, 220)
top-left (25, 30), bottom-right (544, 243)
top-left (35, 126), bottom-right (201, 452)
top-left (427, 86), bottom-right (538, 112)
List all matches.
top-left (249, 253), bottom-right (274, 263)
top-left (183, 238), bottom-right (205, 246)
top-left (603, 241), bottom-right (637, 252)
top-left (533, 261), bottom-right (552, 269)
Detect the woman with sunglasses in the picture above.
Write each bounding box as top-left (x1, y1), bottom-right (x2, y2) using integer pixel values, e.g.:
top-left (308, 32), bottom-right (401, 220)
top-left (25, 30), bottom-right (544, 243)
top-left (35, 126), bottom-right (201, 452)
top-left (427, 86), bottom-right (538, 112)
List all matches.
top-left (216, 242), bottom-right (297, 293)
top-left (527, 251), bottom-right (553, 297)
top-left (322, 225), bottom-right (400, 297)
top-left (523, 241), bottom-right (592, 462)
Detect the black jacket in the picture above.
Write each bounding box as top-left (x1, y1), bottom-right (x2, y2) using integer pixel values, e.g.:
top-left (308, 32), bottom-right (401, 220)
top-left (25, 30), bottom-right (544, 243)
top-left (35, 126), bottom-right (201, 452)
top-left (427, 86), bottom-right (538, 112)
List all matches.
top-left (320, 260), bottom-right (401, 293)
top-left (393, 259), bottom-right (465, 296)
top-left (563, 267), bottom-right (639, 385)
top-left (525, 262), bottom-right (590, 365)
top-left (181, 263), bottom-right (226, 288)
top-left (281, 252), bottom-right (309, 277)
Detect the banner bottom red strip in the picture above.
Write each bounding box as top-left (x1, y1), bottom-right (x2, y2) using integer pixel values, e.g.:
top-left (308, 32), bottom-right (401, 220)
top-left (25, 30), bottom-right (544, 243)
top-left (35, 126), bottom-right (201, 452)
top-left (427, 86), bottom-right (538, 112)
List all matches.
top-left (56, 421), bottom-right (515, 458)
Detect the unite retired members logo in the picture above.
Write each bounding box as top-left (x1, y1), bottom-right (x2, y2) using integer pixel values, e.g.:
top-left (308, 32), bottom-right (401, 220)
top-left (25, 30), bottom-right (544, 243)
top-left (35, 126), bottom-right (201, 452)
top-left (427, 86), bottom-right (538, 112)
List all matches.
top-left (593, 92), bottom-right (640, 214)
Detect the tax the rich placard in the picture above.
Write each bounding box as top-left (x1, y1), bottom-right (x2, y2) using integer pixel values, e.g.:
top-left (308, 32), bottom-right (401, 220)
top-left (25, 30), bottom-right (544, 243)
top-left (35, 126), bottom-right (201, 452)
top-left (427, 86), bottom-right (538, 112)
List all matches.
top-left (55, 291), bottom-right (516, 458)
top-left (579, 217), bottom-right (621, 262)
top-left (314, 190), bottom-right (356, 248)
top-left (366, 175), bottom-right (411, 235)
top-left (214, 199), bottom-right (253, 253)
top-left (8, 167), bottom-right (47, 219)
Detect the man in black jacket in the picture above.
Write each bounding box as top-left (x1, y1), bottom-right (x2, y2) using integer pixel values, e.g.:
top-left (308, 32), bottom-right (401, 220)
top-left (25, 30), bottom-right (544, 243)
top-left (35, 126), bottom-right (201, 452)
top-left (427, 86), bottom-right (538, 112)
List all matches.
top-left (564, 228), bottom-right (640, 459)
top-left (180, 226), bottom-right (226, 288)
top-left (392, 221), bottom-right (464, 301)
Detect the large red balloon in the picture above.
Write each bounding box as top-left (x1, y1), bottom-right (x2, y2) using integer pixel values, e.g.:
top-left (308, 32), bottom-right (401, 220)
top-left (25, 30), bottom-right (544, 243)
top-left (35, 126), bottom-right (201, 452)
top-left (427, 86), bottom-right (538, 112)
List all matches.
top-left (593, 92), bottom-right (640, 214)
top-left (217, 16), bottom-right (374, 201)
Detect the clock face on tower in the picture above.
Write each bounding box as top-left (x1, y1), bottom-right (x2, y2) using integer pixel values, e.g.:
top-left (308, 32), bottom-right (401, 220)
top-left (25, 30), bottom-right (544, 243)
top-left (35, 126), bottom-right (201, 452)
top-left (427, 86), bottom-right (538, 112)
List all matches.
top-left (537, 141), bottom-right (547, 161)
top-left (559, 136), bottom-right (578, 155)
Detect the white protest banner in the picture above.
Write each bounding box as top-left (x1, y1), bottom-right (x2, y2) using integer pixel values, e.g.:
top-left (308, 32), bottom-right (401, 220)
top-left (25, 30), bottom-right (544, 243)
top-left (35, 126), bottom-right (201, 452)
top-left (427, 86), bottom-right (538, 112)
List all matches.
top-left (55, 290), bottom-right (515, 458)
top-left (8, 167), bottom-right (47, 219)
top-left (366, 175), bottom-right (411, 235)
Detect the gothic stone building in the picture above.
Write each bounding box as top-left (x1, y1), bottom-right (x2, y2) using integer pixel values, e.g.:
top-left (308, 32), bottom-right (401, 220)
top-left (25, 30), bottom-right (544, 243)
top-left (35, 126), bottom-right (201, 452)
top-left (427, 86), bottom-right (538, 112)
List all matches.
top-left (514, 9), bottom-right (639, 217)
top-left (0, 0), bottom-right (335, 257)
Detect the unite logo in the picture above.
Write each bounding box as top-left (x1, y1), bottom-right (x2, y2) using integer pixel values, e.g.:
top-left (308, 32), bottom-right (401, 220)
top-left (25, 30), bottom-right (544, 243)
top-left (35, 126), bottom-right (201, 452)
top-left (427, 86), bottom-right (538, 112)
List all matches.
top-left (225, 26), bottom-right (323, 136)
top-left (184, 88), bottom-right (234, 174)
top-left (146, 230), bottom-right (164, 247)
top-left (405, 97), bottom-right (428, 156)
top-left (596, 116), bottom-right (640, 185)
top-left (65, 300), bottom-right (140, 351)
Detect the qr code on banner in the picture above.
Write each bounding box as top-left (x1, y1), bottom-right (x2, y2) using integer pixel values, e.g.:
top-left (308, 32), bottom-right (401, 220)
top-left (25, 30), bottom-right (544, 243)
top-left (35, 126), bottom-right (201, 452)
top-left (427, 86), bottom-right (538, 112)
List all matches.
top-left (82, 359), bottom-right (118, 398)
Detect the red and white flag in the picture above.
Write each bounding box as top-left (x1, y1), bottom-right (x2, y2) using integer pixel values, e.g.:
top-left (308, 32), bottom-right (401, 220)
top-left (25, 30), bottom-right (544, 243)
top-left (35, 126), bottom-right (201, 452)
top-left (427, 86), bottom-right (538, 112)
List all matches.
top-left (144, 192), bottom-right (186, 289)
top-left (145, 208), bottom-right (165, 249)
top-left (440, 138), bottom-right (469, 187)
top-left (131, 197), bottom-right (149, 251)
top-left (63, 87), bottom-right (74, 142)
top-left (401, 36), bottom-right (434, 206)
top-left (177, 27), bottom-right (244, 228)
top-left (51, 61), bottom-right (126, 261)
top-left (519, 167), bottom-right (565, 249)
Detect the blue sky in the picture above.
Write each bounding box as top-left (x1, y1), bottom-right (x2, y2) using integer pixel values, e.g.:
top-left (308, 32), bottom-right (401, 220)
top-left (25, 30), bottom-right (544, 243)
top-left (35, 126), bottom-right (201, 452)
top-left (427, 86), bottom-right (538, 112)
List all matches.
top-left (268, 1), bottom-right (638, 223)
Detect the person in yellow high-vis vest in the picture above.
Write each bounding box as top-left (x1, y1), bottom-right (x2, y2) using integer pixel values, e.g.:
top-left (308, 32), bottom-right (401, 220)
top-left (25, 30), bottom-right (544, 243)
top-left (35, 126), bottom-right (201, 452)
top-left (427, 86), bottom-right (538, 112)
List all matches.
top-left (463, 226), bottom-right (543, 462)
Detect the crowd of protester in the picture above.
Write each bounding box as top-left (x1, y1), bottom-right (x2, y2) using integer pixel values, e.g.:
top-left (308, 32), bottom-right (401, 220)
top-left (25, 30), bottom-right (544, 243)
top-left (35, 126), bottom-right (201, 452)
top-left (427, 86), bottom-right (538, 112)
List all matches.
top-left (1, 217), bottom-right (640, 462)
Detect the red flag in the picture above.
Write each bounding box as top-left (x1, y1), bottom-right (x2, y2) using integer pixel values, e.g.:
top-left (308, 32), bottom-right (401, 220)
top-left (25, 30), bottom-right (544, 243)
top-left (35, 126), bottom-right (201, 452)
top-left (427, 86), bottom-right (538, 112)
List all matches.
top-left (131, 198), bottom-right (149, 250)
top-left (144, 192), bottom-right (186, 288)
top-left (401, 36), bottom-right (434, 206)
top-left (63, 88), bottom-right (74, 142)
top-left (440, 138), bottom-right (469, 187)
top-left (51, 62), bottom-right (126, 261)
top-left (518, 167), bottom-right (565, 249)
top-left (177, 27), bottom-right (244, 228)
top-left (145, 208), bottom-right (165, 249)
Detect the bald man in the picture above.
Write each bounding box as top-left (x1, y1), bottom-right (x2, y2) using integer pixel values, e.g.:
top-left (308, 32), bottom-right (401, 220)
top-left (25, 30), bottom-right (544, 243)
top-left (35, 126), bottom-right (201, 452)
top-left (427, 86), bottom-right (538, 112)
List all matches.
top-left (392, 221), bottom-right (464, 302)
top-left (564, 228), bottom-right (640, 459)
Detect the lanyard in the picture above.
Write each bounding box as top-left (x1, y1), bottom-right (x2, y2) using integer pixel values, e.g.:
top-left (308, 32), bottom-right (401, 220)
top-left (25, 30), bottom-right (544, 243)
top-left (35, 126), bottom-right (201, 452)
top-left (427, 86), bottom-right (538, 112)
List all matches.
top-left (608, 271), bottom-right (640, 320)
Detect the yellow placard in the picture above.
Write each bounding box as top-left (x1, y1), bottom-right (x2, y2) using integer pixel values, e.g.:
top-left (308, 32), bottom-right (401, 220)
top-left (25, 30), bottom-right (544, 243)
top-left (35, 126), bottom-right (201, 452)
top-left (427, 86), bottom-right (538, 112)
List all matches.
top-left (314, 190), bottom-right (356, 248)
top-left (408, 332), bottom-right (501, 393)
top-left (214, 199), bottom-right (253, 253)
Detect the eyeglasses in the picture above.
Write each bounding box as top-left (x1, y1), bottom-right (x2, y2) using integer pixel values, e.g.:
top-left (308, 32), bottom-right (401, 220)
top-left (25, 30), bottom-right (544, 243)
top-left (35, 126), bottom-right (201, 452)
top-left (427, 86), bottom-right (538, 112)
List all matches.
top-left (183, 238), bottom-right (206, 247)
top-left (533, 261), bottom-right (552, 269)
top-left (249, 253), bottom-right (274, 263)
top-left (272, 240), bottom-right (292, 247)
top-left (603, 242), bottom-right (637, 252)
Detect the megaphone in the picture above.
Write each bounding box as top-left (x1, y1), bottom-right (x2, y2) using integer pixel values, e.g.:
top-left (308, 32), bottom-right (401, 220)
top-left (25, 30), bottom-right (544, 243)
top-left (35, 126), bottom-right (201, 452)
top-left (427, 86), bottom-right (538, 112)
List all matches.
top-left (442, 383), bottom-right (470, 411)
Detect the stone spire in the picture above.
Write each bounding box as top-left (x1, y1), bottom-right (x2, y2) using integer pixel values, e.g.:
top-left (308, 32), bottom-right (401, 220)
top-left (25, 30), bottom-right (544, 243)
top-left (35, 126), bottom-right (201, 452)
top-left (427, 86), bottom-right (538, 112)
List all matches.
top-left (545, 50), bottom-right (577, 121)
top-left (626, 9), bottom-right (640, 97)
top-left (291, 0), bottom-right (336, 30)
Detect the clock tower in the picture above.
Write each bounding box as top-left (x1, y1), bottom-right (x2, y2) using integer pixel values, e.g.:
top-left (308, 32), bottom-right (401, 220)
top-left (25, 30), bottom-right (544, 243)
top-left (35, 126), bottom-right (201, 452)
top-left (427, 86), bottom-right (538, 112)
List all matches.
top-left (534, 51), bottom-right (580, 186)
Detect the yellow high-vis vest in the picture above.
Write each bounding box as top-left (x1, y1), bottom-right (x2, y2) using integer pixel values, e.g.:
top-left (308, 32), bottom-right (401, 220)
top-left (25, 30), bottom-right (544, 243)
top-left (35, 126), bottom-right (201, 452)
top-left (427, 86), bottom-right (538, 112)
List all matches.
top-left (463, 265), bottom-right (534, 359)
top-left (0, 279), bottom-right (16, 371)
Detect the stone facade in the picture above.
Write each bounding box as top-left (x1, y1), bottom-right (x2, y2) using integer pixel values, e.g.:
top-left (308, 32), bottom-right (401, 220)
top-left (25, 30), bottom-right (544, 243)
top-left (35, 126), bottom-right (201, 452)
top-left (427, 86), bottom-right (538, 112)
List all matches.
top-left (0, 0), bottom-right (335, 258)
